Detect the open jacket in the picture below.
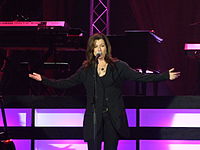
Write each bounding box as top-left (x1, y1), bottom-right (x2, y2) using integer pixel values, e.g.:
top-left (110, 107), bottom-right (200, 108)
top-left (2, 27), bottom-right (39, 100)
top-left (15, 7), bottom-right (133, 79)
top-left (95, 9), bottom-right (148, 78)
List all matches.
top-left (42, 60), bottom-right (169, 141)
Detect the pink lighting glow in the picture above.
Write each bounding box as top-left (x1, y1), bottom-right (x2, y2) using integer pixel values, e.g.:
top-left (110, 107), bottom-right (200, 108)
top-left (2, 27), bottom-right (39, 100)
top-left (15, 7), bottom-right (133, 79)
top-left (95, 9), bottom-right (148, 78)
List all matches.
top-left (2, 108), bottom-right (200, 127)
top-left (35, 109), bottom-right (85, 127)
top-left (126, 109), bottom-right (136, 127)
top-left (0, 108), bottom-right (135, 127)
top-left (35, 140), bottom-right (88, 150)
top-left (35, 109), bottom-right (136, 127)
top-left (184, 43), bottom-right (200, 50)
top-left (0, 21), bottom-right (65, 27)
top-left (12, 139), bottom-right (31, 150)
top-left (35, 140), bottom-right (136, 150)
top-left (172, 113), bottom-right (200, 127)
top-left (0, 109), bottom-right (31, 127)
top-left (169, 144), bottom-right (200, 150)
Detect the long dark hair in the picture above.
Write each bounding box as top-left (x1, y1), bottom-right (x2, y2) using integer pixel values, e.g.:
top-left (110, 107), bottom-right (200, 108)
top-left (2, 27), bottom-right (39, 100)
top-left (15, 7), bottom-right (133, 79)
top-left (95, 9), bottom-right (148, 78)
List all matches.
top-left (83, 33), bottom-right (118, 68)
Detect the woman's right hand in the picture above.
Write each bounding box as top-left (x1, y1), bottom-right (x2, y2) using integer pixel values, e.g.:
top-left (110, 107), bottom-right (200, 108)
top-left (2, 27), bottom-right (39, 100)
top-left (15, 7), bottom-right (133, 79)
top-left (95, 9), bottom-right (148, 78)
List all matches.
top-left (29, 72), bottom-right (42, 81)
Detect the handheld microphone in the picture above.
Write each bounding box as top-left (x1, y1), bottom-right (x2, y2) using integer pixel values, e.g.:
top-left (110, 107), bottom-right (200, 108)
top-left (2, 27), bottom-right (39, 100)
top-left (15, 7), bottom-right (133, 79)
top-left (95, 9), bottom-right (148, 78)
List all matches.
top-left (95, 52), bottom-right (102, 60)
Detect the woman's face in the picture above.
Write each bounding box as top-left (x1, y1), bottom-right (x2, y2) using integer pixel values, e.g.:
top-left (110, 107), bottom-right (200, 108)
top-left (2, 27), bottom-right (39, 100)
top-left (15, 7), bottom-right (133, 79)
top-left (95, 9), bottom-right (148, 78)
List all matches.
top-left (93, 39), bottom-right (107, 60)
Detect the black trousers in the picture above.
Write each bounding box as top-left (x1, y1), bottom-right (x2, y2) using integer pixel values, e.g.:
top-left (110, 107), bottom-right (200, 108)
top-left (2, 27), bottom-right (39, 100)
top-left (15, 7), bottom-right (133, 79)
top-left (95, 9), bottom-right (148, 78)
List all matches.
top-left (87, 111), bottom-right (119, 150)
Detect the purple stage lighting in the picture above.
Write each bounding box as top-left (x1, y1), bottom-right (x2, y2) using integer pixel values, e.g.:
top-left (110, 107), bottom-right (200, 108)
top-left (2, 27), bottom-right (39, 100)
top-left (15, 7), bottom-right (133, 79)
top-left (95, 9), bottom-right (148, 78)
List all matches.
top-left (0, 109), bottom-right (31, 127)
top-left (12, 139), bottom-right (31, 150)
top-left (35, 140), bottom-right (136, 150)
top-left (35, 109), bottom-right (85, 127)
top-left (35, 109), bottom-right (136, 127)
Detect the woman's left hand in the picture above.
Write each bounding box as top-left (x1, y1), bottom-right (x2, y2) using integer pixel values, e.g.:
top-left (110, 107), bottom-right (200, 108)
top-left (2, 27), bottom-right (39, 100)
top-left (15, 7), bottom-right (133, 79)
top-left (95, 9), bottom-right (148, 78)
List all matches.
top-left (169, 68), bottom-right (180, 80)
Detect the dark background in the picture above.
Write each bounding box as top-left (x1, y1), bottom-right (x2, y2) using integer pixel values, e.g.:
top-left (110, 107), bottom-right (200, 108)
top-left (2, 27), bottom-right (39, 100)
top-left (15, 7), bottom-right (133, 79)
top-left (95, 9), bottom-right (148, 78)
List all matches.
top-left (0, 0), bottom-right (199, 95)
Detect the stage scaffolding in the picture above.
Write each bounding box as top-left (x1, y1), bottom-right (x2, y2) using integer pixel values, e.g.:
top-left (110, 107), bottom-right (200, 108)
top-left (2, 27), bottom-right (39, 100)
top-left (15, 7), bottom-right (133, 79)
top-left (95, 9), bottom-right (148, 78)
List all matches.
top-left (90, 0), bottom-right (110, 35)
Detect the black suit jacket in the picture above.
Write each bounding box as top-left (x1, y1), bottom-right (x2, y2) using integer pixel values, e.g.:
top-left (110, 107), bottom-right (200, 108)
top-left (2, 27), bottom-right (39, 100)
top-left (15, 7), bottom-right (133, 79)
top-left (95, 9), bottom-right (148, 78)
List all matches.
top-left (42, 60), bottom-right (169, 141)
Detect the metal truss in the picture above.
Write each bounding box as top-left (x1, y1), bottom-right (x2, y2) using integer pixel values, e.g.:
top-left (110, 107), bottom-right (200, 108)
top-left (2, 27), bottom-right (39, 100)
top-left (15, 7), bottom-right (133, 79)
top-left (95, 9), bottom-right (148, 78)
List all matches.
top-left (90, 0), bottom-right (110, 35)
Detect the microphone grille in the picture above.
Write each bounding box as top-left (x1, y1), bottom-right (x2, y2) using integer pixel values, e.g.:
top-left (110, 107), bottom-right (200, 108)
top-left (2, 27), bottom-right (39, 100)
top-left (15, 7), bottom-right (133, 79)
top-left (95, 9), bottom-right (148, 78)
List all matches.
top-left (96, 52), bottom-right (102, 55)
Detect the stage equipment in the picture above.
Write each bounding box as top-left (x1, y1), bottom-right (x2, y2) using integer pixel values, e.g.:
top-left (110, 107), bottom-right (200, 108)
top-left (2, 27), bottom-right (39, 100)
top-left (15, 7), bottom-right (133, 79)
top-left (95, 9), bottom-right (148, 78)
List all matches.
top-left (108, 30), bottom-right (162, 95)
top-left (184, 43), bottom-right (200, 94)
top-left (90, 0), bottom-right (110, 35)
top-left (0, 21), bottom-right (86, 51)
top-left (0, 21), bottom-right (86, 95)
top-left (184, 43), bottom-right (200, 57)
